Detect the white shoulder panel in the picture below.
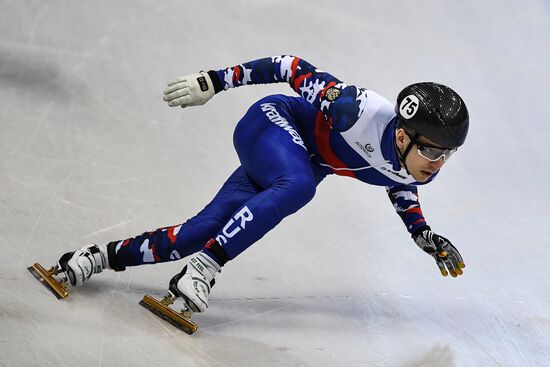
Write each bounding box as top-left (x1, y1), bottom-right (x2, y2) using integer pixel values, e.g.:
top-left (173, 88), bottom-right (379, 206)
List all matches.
top-left (340, 90), bottom-right (416, 184)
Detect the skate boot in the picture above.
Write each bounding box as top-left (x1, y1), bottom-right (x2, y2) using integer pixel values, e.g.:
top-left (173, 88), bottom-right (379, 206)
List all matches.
top-left (140, 239), bottom-right (229, 334)
top-left (168, 251), bottom-right (220, 312)
top-left (58, 244), bottom-right (110, 287)
top-left (28, 244), bottom-right (110, 299)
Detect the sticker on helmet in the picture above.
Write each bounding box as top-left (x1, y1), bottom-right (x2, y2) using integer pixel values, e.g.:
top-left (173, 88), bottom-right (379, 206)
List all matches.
top-left (399, 95), bottom-right (419, 119)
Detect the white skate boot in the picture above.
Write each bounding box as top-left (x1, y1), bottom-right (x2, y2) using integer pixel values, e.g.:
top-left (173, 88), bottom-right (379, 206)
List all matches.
top-left (28, 244), bottom-right (111, 299)
top-left (168, 251), bottom-right (221, 313)
top-left (139, 239), bottom-right (229, 333)
top-left (58, 244), bottom-right (110, 287)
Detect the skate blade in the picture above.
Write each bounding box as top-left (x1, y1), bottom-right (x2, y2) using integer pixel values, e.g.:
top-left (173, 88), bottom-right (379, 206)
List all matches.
top-left (27, 263), bottom-right (68, 299)
top-left (139, 295), bottom-right (198, 335)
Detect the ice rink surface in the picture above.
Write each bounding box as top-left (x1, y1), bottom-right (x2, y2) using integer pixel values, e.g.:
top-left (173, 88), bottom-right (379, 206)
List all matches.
top-left (1, 1), bottom-right (550, 366)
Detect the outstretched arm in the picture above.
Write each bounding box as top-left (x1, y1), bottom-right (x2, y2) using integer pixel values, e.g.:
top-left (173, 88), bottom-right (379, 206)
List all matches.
top-left (387, 185), bottom-right (465, 278)
top-left (386, 185), bottom-right (427, 235)
top-left (163, 55), bottom-right (367, 131)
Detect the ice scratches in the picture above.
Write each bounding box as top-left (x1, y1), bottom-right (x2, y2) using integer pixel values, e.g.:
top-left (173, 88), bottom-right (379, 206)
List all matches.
top-left (57, 197), bottom-right (88, 210)
top-left (20, 193), bottom-right (52, 260)
top-left (1, 283), bottom-right (42, 314)
top-left (97, 334), bottom-right (105, 367)
top-left (124, 340), bottom-right (166, 367)
top-left (2, 286), bottom-right (68, 367)
top-left (20, 170), bottom-right (76, 260)
top-left (170, 337), bottom-right (228, 367)
top-left (432, 298), bottom-right (502, 366)
top-left (198, 301), bottom-right (298, 332)
top-left (482, 306), bottom-right (532, 365)
top-left (26, 2), bottom-right (49, 44)
top-left (118, 287), bottom-right (476, 305)
top-left (84, 193), bottom-right (153, 205)
top-left (79, 219), bottom-right (134, 238)
top-left (23, 99), bottom-right (55, 156)
top-left (188, 334), bottom-right (306, 367)
top-left (147, 308), bottom-right (180, 336)
top-left (122, 327), bottom-right (221, 367)
top-left (7, 173), bottom-right (34, 188)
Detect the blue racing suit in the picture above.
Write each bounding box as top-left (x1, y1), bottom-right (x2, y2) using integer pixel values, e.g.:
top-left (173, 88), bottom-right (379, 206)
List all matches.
top-left (109, 56), bottom-right (435, 269)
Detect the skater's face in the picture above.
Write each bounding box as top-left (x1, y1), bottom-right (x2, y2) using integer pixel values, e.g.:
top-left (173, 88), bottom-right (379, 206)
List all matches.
top-left (395, 128), bottom-right (447, 182)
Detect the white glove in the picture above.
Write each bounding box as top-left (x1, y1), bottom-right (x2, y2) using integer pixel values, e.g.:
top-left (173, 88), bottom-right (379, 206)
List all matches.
top-left (163, 71), bottom-right (215, 108)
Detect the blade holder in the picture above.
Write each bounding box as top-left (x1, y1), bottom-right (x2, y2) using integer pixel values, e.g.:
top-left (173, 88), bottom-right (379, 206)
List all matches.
top-left (139, 294), bottom-right (198, 335)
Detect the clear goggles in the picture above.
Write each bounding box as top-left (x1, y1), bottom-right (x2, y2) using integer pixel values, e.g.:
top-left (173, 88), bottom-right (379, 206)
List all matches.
top-left (416, 143), bottom-right (457, 162)
top-left (405, 130), bottom-right (457, 162)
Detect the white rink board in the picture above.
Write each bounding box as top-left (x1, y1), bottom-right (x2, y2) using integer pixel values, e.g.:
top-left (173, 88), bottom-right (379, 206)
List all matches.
top-left (1, 1), bottom-right (550, 366)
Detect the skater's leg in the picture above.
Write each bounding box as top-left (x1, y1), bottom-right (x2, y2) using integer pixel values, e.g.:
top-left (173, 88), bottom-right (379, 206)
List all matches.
top-left (172, 163), bottom-right (317, 311)
top-left (169, 97), bottom-right (326, 312)
top-left (105, 166), bottom-right (260, 269)
top-left (206, 98), bottom-right (321, 260)
top-left (209, 167), bottom-right (317, 260)
top-left (48, 167), bottom-right (259, 288)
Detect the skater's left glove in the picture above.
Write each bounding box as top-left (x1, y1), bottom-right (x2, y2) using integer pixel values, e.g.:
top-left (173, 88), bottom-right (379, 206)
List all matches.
top-left (413, 226), bottom-right (465, 278)
top-left (163, 71), bottom-right (216, 108)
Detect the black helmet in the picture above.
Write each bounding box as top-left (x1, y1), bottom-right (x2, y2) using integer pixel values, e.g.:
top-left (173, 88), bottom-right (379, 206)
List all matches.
top-left (396, 82), bottom-right (469, 148)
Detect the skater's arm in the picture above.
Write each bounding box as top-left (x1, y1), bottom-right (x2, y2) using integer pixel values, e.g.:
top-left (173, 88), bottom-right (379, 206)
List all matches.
top-left (163, 55), bottom-right (365, 132)
top-left (387, 184), bottom-right (466, 278)
top-left (386, 184), bottom-right (427, 235)
top-left (212, 56), bottom-right (365, 131)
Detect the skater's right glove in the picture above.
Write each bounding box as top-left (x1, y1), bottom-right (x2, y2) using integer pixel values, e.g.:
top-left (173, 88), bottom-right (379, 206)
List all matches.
top-left (163, 71), bottom-right (216, 108)
top-left (413, 226), bottom-right (465, 278)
